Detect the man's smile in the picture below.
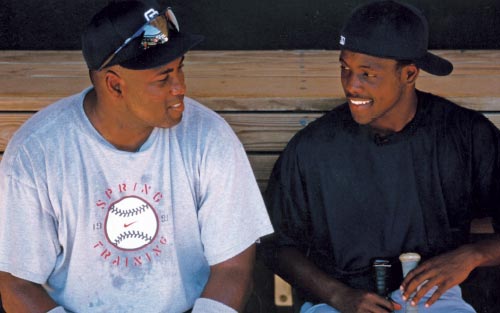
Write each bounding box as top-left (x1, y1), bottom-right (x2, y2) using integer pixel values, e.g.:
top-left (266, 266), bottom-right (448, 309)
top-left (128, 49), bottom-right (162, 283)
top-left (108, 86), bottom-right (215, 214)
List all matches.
top-left (348, 99), bottom-right (372, 105)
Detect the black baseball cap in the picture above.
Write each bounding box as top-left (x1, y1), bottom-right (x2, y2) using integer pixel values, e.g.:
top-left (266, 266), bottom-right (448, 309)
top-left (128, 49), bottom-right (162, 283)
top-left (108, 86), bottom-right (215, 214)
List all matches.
top-left (82, 0), bottom-right (204, 71)
top-left (339, 0), bottom-right (453, 76)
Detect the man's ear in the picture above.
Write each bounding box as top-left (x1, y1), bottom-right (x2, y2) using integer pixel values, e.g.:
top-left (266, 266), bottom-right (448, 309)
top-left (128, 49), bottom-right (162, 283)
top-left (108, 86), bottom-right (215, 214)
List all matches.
top-left (104, 70), bottom-right (123, 96)
top-left (404, 64), bottom-right (419, 84)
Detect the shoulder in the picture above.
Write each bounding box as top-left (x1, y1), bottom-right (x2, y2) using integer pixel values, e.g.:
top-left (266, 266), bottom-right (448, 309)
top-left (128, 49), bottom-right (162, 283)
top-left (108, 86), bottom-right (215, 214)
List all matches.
top-left (418, 90), bottom-right (481, 118)
top-left (416, 91), bottom-right (500, 152)
top-left (0, 90), bottom-right (85, 182)
top-left (182, 97), bottom-right (232, 131)
top-left (273, 103), bottom-right (355, 172)
top-left (417, 90), bottom-right (495, 131)
top-left (172, 97), bottom-right (242, 147)
top-left (287, 103), bottom-right (353, 150)
top-left (3, 91), bottom-right (84, 162)
top-left (183, 97), bottom-right (224, 121)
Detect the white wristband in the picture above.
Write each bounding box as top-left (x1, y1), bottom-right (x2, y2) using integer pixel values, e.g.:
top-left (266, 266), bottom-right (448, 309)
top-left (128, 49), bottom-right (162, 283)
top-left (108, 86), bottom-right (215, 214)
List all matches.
top-left (191, 298), bottom-right (237, 313)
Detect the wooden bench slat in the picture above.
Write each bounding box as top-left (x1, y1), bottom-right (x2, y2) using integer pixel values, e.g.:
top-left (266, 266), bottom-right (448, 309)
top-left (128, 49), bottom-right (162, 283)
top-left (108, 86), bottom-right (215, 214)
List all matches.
top-left (248, 154), bottom-right (279, 184)
top-left (3, 49), bottom-right (498, 71)
top-left (3, 96), bottom-right (500, 113)
top-left (1, 50), bottom-right (499, 111)
top-left (1, 75), bottom-right (498, 108)
top-left (3, 112), bottom-right (500, 153)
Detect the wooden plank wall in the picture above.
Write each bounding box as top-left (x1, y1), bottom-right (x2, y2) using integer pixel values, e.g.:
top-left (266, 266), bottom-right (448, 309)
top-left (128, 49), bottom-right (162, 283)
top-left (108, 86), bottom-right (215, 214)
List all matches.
top-left (1, 50), bottom-right (499, 234)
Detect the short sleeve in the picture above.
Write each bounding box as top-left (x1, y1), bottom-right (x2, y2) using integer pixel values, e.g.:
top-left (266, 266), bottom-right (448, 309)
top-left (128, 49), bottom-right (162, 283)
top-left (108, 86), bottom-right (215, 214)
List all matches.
top-left (197, 129), bottom-right (273, 265)
top-left (264, 140), bottom-right (312, 252)
top-left (0, 150), bottom-right (60, 284)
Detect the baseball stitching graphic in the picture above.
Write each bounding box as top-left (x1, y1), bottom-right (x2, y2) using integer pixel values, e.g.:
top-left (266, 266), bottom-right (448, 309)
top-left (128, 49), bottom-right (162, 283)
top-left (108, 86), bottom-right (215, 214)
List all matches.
top-left (105, 196), bottom-right (159, 250)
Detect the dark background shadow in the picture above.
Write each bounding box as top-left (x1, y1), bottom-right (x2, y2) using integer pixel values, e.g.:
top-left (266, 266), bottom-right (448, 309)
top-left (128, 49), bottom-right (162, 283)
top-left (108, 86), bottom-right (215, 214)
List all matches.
top-left (1, 0), bottom-right (499, 50)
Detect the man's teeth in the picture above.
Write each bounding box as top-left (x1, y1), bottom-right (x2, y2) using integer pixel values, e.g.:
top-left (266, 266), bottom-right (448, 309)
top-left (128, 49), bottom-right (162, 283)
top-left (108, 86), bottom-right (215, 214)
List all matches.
top-left (171, 103), bottom-right (181, 108)
top-left (350, 99), bottom-right (371, 105)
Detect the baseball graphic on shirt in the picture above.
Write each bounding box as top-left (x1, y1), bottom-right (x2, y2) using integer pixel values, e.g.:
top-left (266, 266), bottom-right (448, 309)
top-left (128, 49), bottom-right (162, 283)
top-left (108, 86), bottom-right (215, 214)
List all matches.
top-left (105, 196), bottom-right (159, 250)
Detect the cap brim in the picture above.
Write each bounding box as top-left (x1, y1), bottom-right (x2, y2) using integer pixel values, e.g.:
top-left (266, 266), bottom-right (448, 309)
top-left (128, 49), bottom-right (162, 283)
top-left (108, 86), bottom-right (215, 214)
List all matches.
top-left (119, 32), bottom-right (204, 70)
top-left (414, 52), bottom-right (453, 76)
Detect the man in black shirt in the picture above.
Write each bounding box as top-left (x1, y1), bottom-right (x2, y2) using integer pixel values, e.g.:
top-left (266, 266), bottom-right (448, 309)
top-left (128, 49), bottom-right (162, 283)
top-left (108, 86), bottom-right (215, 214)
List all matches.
top-left (263, 1), bottom-right (500, 312)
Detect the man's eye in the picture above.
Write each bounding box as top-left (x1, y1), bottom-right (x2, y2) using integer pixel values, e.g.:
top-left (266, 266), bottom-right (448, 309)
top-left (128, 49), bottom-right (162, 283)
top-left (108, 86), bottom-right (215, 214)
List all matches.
top-left (364, 72), bottom-right (376, 78)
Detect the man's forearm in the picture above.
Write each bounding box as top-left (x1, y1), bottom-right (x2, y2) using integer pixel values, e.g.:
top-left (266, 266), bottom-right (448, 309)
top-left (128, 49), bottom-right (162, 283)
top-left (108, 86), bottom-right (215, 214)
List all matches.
top-left (199, 266), bottom-right (252, 312)
top-left (467, 234), bottom-right (500, 267)
top-left (0, 272), bottom-right (57, 313)
top-left (199, 245), bottom-right (256, 312)
top-left (275, 246), bottom-right (347, 306)
top-left (276, 247), bottom-right (400, 313)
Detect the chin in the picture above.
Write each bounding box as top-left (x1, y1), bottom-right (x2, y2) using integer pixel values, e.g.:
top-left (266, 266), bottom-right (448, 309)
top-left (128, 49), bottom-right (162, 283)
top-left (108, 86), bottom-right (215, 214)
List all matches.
top-left (158, 117), bottom-right (182, 129)
top-left (350, 115), bottom-right (370, 126)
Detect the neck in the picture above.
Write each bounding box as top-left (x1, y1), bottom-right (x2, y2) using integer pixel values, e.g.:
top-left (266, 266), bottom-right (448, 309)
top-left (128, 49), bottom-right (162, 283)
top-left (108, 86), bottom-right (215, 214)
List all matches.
top-left (371, 89), bottom-right (418, 134)
top-left (83, 89), bottom-right (153, 152)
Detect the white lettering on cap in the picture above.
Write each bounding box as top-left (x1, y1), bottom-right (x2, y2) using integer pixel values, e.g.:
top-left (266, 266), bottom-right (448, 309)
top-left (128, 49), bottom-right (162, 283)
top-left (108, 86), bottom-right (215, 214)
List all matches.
top-left (340, 35), bottom-right (346, 45)
top-left (144, 8), bottom-right (159, 22)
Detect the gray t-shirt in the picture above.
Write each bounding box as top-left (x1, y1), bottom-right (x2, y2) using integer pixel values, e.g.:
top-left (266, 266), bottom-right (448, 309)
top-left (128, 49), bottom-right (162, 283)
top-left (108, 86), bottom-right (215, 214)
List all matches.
top-left (0, 88), bottom-right (273, 312)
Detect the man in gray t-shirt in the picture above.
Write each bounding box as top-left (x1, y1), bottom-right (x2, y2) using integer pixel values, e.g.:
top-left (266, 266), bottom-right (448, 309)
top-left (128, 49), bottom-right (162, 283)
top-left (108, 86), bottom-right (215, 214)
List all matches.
top-left (0, 1), bottom-right (273, 312)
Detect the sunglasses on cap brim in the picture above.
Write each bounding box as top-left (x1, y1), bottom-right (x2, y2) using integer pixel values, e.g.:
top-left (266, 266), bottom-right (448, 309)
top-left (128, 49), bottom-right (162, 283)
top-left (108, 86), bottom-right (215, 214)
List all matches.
top-left (98, 7), bottom-right (180, 71)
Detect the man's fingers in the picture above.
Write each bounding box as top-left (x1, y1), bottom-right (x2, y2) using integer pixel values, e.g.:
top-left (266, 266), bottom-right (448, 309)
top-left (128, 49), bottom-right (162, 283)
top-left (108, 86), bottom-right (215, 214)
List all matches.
top-left (401, 262), bottom-right (430, 289)
top-left (409, 282), bottom-right (429, 304)
top-left (402, 270), bottom-right (433, 300)
top-left (407, 280), bottom-right (448, 308)
top-left (366, 294), bottom-right (400, 313)
top-left (424, 286), bottom-right (445, 307)
top-left (391, 300), bottom-right (402, 311)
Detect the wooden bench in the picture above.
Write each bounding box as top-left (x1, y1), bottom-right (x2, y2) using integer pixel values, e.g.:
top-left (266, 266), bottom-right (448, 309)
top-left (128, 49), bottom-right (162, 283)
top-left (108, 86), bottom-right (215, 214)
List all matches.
top-left (1, 50), bottom-right (499, 312)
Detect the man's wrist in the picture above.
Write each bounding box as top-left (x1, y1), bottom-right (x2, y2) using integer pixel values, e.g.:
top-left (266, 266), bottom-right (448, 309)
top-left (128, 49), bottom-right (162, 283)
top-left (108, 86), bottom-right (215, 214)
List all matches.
top-left (325, 280), bottom-right (348, 309)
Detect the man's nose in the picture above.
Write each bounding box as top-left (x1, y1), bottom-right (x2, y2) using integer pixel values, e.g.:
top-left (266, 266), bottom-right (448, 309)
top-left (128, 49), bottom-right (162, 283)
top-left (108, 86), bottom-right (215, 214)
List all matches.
top-left (343, 73), bottom-right (363, 94)
top-left (170, 77), bottom-right (186, 95)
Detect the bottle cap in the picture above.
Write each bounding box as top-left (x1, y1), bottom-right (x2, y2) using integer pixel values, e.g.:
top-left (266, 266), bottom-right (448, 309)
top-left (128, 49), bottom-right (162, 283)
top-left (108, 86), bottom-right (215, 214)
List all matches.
top-left (399, 252), bottom-right (421, 263)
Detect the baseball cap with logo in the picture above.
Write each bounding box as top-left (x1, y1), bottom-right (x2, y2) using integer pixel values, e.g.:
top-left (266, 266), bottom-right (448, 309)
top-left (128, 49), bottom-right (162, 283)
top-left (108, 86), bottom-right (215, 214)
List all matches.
top-left (339, 0), bottom-right (453, 76)
top-left (82, 0), bottom-right (204, 71)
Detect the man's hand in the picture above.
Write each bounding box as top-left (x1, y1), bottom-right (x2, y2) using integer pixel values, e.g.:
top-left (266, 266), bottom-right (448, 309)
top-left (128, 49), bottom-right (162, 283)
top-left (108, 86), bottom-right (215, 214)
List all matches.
top-left (400, 244), bottom-right (484, 308)
top-left (272, 246), bottom-right (403, 313)
top-left (331, 285), bottom-right (401, 313)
